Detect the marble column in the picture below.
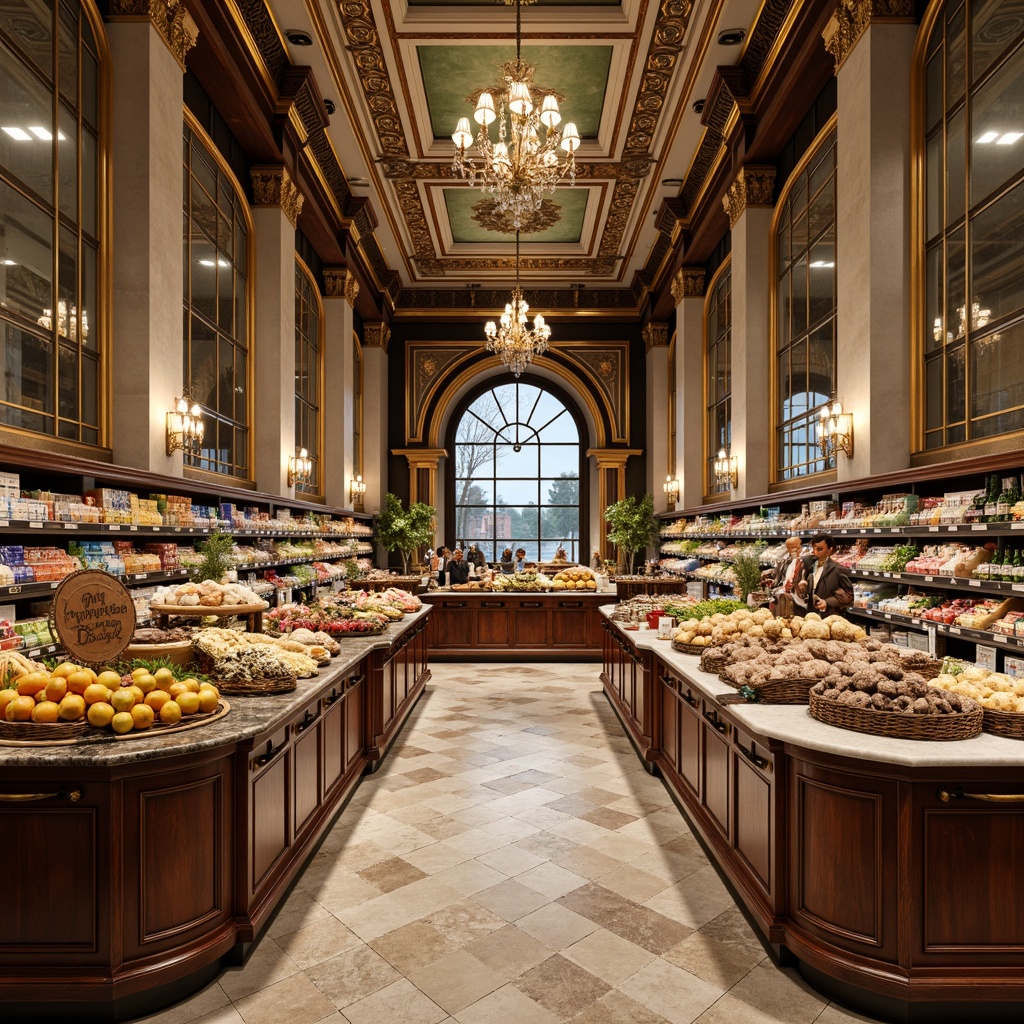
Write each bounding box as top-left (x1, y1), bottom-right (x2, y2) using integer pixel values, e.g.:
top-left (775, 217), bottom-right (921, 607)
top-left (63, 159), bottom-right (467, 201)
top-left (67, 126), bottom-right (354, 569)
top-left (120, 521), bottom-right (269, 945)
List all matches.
top-left (671, 269), bottom-right (706, 509)
top-left (724, 167), bottom-right (776, 499)
top-left (104, 1), bottom-right (197, 472)
top-left (250, 167), bottom-right (304, 495)
top-left (323, 269), bottom-right (359, 509)
top-left (362, 323), bottom-right (390, 516)
top-left (825, 1), bottom-right (916, 479)
top-left (643, 322), bottom-right (671, 512)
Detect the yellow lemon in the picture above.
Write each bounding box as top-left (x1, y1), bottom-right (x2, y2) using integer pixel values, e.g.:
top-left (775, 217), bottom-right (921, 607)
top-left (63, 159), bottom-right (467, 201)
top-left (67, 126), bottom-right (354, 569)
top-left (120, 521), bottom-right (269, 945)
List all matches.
top-left (175, 691), bottom-right (201, 716)
top-left (7, 695), bottom-right (37, 721)
top-left (134, 673), bottom-right (157, 695)
top-left (83, 683), bottom-right (113, 706)
top-left (159, 700), bottom-right (182, 726)
top-left (110, 711), bottom-right (135, 735)
top-left (110, 688), bottom-right (137, 713)
top-left (130, 704), bottom-right (155, 730)
top-left (87, 702), bottom-right (115, 728)
top-left (44, 677), bottom-right (68, 703)
top-left (153, 667), bottom-right (175, 687)
top-left (96, 670), bottom-right (122, 689)
top-left (31, 700), bottom-right (61, 723)
top-left (144, 689), bottom-right (172, 711)
top-left (50, 662), bottom-right (80, 679)
top-left (66, 670), bottom-right (94, 696)
top-left (197, 688), bottom-right (219, 714)
top-left (16, 672), bottom-right (49, 696)
top-left (58, 694), bottom-right (87, 721)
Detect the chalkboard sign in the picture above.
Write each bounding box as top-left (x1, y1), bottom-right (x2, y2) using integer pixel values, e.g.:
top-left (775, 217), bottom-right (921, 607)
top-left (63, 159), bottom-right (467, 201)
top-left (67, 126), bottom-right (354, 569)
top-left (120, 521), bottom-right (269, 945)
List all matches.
top-left (49, 569), bottom-right (136, 666)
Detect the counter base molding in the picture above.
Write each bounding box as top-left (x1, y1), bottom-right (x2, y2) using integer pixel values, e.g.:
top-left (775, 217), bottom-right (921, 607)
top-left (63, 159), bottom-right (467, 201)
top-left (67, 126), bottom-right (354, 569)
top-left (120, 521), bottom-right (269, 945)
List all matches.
top-left (0, 613), bottom-right (431, 1023)
top-left (601, 613), bottom-right (1024, 1023)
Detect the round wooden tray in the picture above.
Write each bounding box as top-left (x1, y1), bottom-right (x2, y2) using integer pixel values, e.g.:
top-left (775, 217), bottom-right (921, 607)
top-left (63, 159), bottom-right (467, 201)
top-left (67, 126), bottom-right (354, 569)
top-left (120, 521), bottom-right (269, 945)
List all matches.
top-left (149, 601), bottom-right (268, 615)
top-left (808, 691), bottom-right (983, 741)
top-left (112, 699), bottom-right (230, 740)
top-left (123, 640), bottom-right (194, 665)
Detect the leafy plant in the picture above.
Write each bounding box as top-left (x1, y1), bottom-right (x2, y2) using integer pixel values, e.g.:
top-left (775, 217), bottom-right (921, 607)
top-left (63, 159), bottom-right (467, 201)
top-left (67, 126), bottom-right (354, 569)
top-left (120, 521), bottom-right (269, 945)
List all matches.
top-left (605, 493), bottom-right (659, 574)
top-left (190, 530), bottom-right (235, 584)
top-left (675, 597), bottom-right (748, 620)
top-left (731, 542), bottom-right (767, 600)
top-left (343, 558), bottom-right (362, 584)
top-left (374, 493), bottom-right (436, 574)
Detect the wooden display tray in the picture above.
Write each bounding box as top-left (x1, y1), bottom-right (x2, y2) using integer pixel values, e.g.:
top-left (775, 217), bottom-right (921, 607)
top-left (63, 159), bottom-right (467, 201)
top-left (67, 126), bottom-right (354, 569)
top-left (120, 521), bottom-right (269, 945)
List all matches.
top-left (149, 602), bottom-right (268, 615)
top-left (123, 640), bottom-right (194, 665)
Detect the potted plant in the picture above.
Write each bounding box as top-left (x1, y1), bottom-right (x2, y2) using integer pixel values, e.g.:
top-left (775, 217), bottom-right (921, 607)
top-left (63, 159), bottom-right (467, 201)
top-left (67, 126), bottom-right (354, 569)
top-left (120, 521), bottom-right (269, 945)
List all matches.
top-left (374, 493), bottom-right (436, 575)
top-left (190, 530), bottom-right (236, 583)
top-left (604, 493), bottom-right (659, 575)
top-left (731, 542), bottom-right (768, 602)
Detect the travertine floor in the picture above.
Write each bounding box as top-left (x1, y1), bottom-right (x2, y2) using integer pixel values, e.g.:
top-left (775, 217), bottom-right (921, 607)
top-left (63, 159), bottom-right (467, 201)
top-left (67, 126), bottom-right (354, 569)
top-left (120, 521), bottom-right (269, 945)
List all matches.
top-left (131, 663), bottom-right (885, 1024)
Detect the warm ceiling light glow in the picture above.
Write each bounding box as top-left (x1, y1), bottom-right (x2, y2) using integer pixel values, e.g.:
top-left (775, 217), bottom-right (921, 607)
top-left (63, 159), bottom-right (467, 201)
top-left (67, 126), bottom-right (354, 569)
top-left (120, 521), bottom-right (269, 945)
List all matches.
top-left (197, 258), bottom-right (230, 267)
top-left (976, 131), bottom-right (999, 144)
top-left (28, 126), bottom-right (52, 140)
top-left (997, 132), bottom-right (1023, 145)
top-left (2, 126), bottom-right (32, 141)
top-left (810, 260), bottom-right (835, 268)
top-left (1, 259), bottom-right (15, 266)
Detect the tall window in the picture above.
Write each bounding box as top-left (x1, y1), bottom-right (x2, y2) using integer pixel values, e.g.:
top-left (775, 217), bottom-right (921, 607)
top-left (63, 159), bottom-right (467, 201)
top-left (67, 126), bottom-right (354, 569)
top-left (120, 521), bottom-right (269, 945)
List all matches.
top-left (294, 259), bottom-right (321, 496)
top-left (705, 261), bottom-right (732, 494)
top-left (921, 0), bottom-right (1024, 448)
top-left (774, 125), bottom-right (837, 481)
top-left (182, 119), bottom-right (250, 478)
top-left (453, 381), bottom-right (582, 562)
top-left (0, 1), bottom-right (104, 445)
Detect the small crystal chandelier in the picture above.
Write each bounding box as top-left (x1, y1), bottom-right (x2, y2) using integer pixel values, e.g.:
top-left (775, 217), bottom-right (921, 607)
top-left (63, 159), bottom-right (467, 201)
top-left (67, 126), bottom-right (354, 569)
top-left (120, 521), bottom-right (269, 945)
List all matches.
top-left (451, 0), bottom-right (580, 231)
top-left (484, 229), bottom-right (551, 376)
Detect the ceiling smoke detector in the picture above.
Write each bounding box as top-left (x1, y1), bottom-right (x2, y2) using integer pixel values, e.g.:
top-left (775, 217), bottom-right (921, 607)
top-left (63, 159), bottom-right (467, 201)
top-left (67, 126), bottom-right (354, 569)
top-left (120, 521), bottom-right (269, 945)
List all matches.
top-left (285, 29), bottom-right (313, 46)
top-left (692, 98), bottom-right (706, 114)
top-left (324, 99), bottom-right (336, 116)
top-left (717, 28), bottom-right (746, 46)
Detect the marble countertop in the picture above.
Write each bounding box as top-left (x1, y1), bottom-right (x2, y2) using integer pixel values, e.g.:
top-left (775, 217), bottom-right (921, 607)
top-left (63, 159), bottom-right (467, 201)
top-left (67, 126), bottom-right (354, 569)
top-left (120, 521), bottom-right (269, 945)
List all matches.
top-left (0, 608), bottom-right (430, 770)
top-left (601, 609), bottom-right (1024, 768)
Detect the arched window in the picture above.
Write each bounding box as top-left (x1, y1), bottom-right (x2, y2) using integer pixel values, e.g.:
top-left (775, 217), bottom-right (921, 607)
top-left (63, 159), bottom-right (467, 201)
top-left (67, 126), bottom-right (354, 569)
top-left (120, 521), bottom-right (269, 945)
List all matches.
top-left (773, 123), bottom-right (837, 481)
top-left (451, 380), bottom-right (583, 563)
top-left (705, 260), bottom-right (732, 495)
top-left (294, 257), bottom-right (322, 496)
top-left (182, 116), bottom-right (251, 478)
top-left (0, 1), bottom-right (106, 446)
top-left (919, 0), bottom-right (1024, 449)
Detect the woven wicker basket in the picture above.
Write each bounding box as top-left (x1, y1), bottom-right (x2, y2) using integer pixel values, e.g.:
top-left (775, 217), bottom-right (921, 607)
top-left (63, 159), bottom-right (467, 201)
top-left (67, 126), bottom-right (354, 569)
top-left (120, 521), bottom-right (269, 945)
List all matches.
top-left (0, 717), bottom-right (89, 742)
top-left (809, 692), bottom-right (983, 740)
top-left (898, 656), bottom-right (944, 679)
top-left (672, 640), bottom-right (709, 655)
top-left (718, 672), bottom-right (816, 704)
top-left (981, 708), bottom-right (1024, 740)
top-left (215, 675), bottom-right (296, 697)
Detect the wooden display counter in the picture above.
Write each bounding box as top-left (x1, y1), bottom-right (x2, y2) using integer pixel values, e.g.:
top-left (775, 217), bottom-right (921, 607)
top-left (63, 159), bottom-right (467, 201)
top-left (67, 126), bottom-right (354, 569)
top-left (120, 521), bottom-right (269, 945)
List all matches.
top-left (422, 590), bottom-right (608, 660)
top-left (0, 610), bottom-right (431, 1023)
top-left (601, 611), bottom-right (1024, 1023)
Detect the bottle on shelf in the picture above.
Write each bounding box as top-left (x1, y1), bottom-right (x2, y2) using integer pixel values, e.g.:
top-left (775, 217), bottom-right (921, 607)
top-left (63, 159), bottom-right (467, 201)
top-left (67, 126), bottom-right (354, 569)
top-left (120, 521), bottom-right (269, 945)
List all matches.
top-left (984, 474), bottom-right (1000, 522)
top-left (1002, 549), bottom-right (1017, 583)
top-left (1013, 548), bottom-right (1024, 585)
top-left (997, 479), bottom-right (1013, 522)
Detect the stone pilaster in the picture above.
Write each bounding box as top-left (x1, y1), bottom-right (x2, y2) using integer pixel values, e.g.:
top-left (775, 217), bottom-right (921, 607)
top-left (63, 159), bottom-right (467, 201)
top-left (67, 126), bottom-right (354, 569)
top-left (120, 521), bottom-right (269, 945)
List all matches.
top-left (251, 166), bottom-right (304, 228)
top-left (643, 323), bottom-right (672, 512)
top-left (823, 0), bottom-right (915, 73)
top-left (107, 0), bottom-right (198, 70)
top-left (105, 11), bottom-right (193, 471)
top-left (362, 323), bottom-right (391, 516)
top-left (323, 269), bottom-right (359, 508)
top-left (722, 166), bottom-right (776, 229)
top-left (672, 269), bottom-right (706, 509)
top-left (831, 12), bottom-right (916, 478)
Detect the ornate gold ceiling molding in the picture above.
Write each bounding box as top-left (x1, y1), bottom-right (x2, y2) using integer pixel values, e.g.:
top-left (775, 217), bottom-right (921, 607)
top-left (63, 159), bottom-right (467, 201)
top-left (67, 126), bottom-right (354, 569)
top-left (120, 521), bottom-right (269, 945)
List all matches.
top-left (472, 198), bottom-right (562, 235)
top-left (671, 267), bottom-right (706, 304)
top-left (823, 0), bottom-right (916, 73)
top-left (251, 166), bottom-right (305, 227)
top-left (643, 322), bottom-right (669, 351)
top-left (722, 165), bottom-right (776, 228)
top-left (406, 344), bottom-right (480, 444)
top-left (363, 323), bottom-right (391, 352)
top-left (324, 268), bottom-right (360, 306)
top-left (107, 0), bottom-right (198, 69)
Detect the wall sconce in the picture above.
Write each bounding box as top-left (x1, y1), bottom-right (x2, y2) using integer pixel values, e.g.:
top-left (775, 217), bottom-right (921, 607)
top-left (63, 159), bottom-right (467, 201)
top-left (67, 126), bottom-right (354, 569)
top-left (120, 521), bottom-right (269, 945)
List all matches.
top-left (287, 448), bottom-right (313, 488)
top-left (350, 474), bottom-right (366, 512)
top-left (818, 398), bottom-right (854, 459)
top-left (166, 395), bottom-right (204, 456)
top-left (714, 447), bottom-right (738, 491)
top-left (663, 475), bottom-right (680, 507)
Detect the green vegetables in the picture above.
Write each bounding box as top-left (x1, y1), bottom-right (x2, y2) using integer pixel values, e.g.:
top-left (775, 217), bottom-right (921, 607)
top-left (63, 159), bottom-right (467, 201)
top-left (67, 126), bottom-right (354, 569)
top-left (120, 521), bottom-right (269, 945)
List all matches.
top-left (879, 544), bottom-right (919, 573)
top-left (675, 597), bottom-right (747, 621)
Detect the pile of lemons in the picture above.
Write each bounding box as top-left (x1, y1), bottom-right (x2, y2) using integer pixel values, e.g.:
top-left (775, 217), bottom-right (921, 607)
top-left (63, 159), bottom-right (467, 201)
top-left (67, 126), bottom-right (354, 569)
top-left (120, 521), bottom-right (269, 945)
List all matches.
top-left (0, 663), bottom-right (221, 734)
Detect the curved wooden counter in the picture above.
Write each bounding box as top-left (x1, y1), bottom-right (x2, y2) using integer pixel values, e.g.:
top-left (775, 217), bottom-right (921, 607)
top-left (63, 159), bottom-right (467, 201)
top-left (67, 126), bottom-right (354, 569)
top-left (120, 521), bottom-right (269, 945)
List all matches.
top-left (601, 611), bottom-right (1024, 1023)
top-left (0, 610), bottom-right (431, 1023)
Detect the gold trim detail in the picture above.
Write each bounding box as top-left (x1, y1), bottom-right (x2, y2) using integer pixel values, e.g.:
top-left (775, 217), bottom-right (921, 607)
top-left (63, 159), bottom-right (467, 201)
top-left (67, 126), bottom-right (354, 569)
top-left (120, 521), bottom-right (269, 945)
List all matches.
top-left (823, 0), bottom-right (916, 74)
top-left (472, 198), bottom-right (562, 235)
top-left (363, 323), bottom-right (391, 352)
top-left (324, 268), bottom-right (360, 306)
top-left (108, 0), bottom-right (198, 70)
top-left (251, 166), bottom-right (305, 228)
top-left (672, 268), bottom-right (706, 304)
top-left (722, 165), bottom-right (776, 228)
top-left (643, 323), bottom-right (669, 352)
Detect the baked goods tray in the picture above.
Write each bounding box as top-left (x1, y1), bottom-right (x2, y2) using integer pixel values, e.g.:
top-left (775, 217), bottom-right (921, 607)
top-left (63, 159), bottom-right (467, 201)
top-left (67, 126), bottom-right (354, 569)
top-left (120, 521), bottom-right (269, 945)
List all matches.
top-left (149, 602), bottom-right (268, 615)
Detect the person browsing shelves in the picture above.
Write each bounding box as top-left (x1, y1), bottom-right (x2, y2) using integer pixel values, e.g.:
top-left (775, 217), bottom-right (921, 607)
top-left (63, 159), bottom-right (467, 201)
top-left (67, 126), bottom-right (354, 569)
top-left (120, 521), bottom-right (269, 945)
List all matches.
top-left (769, 536), bottom-right (806, 614)
top-left (797, 533), bottom-right (854, 614)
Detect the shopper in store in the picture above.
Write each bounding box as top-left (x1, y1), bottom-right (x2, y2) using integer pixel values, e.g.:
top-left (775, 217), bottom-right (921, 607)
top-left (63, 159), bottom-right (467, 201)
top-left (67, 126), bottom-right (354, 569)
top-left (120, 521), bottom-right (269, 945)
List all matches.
top-left (514, 547), bottom-right (528, 572)
top-left (499, 547), bottom-right (514, 572)
top-left (434, 546), bottom-right (449, 587)
top-left (797, 533), bottom-right (854, 614)
top-left (447, 547), bottom-right (470, 585)
top-left (767, 536), bottom-right (806, 615)
top-left (467, 543), bottom-right (487, 570)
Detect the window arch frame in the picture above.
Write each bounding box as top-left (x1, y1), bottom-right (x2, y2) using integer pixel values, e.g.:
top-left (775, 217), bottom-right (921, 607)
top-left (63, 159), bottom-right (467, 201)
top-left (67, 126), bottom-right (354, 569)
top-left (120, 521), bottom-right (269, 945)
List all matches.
top-left (444, 373), bottom-right (589, 563)
top-left (769, 114), bottom-right (839, 484)
top-left (294, 254), bottom-right (324, 498)
top-left (703, 256), bottom-right (733, 499)
top-left (181, 109), bottom-right (254, 483)
top-left (0, 0), bottom-right (111, 452)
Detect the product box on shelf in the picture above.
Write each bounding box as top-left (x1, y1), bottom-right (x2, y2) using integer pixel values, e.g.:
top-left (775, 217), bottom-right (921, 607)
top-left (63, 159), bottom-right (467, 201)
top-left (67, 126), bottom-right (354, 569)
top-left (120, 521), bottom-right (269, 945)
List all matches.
top-left (1004, 655), bottom-right (1024, 678)
top-left (0, 472), bottom-right (19, 498)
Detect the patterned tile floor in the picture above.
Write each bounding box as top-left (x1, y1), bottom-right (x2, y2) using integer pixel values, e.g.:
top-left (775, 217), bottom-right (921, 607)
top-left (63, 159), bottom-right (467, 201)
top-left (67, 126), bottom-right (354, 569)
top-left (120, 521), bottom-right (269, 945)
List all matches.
top-left (131, 663), bottom-right (887, 1024)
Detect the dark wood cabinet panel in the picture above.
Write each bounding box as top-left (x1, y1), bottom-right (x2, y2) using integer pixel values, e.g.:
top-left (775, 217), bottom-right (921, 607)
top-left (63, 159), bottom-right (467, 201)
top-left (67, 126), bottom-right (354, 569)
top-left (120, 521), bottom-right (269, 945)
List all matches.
top-left (514, 607), bottom-right (549, 645)
top-left (323, 691), bottom-right (344, 792)
top-left (251, 752), bottom-right (290, 891)
top-left (293, 713), bottom-right (322, 837)
top-left (660, 680), bottom-right (679, 773)
top-left (345, 678), bottom-right (364, 775)
top-left (701, 708), bottom-right (730, 840)
top-left (476, 604), bottom-right (511, 644)
top-left (551, 604), bottom-right (587, 646)
top-left (430, 601), bottom-right (473, 647)
top-left (678, 692), bottom-right (701, 798)
top-left (733, 756), bottom-right (772, 892)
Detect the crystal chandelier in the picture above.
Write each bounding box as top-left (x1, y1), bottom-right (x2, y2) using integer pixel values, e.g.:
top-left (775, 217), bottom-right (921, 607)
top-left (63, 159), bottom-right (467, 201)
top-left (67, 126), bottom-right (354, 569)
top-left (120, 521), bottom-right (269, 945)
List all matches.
top-left (484, 230), bottom-right (551, 376)
top-left (38, 300), bottom-right (89, 342)
top-left (451, 0), bottom-right (580, 231)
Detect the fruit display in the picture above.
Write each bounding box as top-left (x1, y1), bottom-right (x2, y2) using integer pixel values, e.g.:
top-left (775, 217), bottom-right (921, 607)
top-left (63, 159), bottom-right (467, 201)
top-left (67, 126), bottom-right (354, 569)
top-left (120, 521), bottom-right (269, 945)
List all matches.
top-left (550, 566), bottom-right (598, 590)
top-left (930, 665), bottom-right (1024, 713)
top-left (191, 627), bottom-right (322, 679)
top-left (150, 580), bottom-right (266, 608)
top-left (0, 660), bottom-right (222, 734)
top-left (265, 601), bottom-right (389, 636)
top-left (673, 608), bottom-right (866, 648)
top-left (493, 570), bottom-right (550, 592)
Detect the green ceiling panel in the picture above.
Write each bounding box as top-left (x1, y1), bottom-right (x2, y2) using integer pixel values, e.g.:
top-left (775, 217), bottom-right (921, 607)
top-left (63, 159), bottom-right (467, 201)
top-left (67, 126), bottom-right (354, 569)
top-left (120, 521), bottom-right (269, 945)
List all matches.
top-left (420, 44), bottom-right (611, 140)
top-left (444, 187), bottom-right (589, 244)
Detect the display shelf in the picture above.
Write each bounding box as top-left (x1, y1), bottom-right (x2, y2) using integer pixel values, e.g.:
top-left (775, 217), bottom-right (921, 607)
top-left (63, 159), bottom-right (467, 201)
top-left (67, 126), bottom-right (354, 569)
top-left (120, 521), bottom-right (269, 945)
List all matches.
top-left (847, 605), bottom-right (1024, 652)
top-left (849, 567), bottom-right (1024, 598)
top-left (0, 568), bottom-right (189, 602)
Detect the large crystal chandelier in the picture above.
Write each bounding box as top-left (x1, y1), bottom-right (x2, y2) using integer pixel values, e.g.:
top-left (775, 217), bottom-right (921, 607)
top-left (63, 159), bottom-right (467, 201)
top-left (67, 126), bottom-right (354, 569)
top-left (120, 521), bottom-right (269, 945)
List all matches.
top-left (451, 0), bottom-right (580, 231)
top-left (484, 230), bottom-right (551, 376)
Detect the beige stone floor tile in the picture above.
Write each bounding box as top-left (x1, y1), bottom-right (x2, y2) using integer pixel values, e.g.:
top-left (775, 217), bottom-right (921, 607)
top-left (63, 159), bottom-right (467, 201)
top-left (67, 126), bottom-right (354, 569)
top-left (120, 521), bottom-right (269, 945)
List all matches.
top-left (273, 915), bottom-right (362, 971)
top-left (570, 988), bottom-right (673, 1024)
top-left (431, 858), bottom-right (508, 896)
top-left (266, 889), bottom-right (334, 939)
top-left (305, 944), bottom-right (401, 1009)
top-left (474, 844), bottom-right (546, 877)
top-left (725, 962), bottom-right (828, 1023)
top-left (387, 877), bottom-right (463, 917)
top-left (340, 978), bottom-right (447, 1024)
top-left (464, 924), bottom-right (554, 981)
top-left (691, 993), bottom-right (797, 1024)
top-left (515, 902), bottom-right (601, 950)
top-left (471, 878), bottom-right (551, 922)
top-left (511, 804), bottom-right (573, 828)
top-left (585, 831), bottom-right (659, 863)
top-left (130, 981), bottom-right (231, 1024)
top-left (476, 815), bottom-right (540, 840)
top-left (644, 885), bottom-right (735, 931)
top-left (512, 952), bottom-right (611, 1019)
top-left (438, 828), bottom-right (509, 857)
top-left (663, 931), bottom-right (764, 989)
top-left (368, 920), bottom-right (461, 974)
top-left (619, 957), bottom-right (724, 1024)
top-left (333, 893), bottom-right (420, 941)
top-left (407, 948), bottom-right (506, 1014)
top-left (422, 898), bottom-right (509, 946)
top-left (815, 1002), bottom-right (888, 1022)
top-left (311, 874), bottom-right (384, 915)
top-left (514, 861), bottom-right (589, 899)
top-left (594, 863), bottom-right (673, 902)
top-left (402, 840), bottom-right (476, 874)
top-left (452, 983), bottom-right (561, 1024)
top-left (218, 937), bottom-right (299, 1002)
top-left (233, 972), bottom-right (338, 1024)
top-left (699, 906), bottom-right (770, 958)
top-left (561, 925), bottom-right (656, 985)
top-left (186, 1008), bottom-right (246, 1024)
top-left (550, 844), bottom-right (626, 880)
top-left (545, 816), bottom-right (614, 844)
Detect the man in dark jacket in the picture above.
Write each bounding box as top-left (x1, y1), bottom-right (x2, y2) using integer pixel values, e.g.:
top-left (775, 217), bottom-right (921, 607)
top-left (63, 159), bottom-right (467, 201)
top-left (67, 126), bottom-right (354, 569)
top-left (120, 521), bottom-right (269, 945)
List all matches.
top-left (446, 548), bottom-right (470, 586)
top-left (797, 533), bottom-right (854, 614)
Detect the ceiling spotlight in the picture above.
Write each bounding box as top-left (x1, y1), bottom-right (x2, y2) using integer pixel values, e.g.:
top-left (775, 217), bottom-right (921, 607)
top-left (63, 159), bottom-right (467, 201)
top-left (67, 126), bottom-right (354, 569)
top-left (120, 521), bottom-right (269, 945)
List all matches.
top-left (323, 98), bottom-right (336, 116)
top-left (717, 28), bottom-right (746, 46)
top-left (692, 98), bottom-right (706, 114)
top-left (285, 29), bottom-right (313, 46)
